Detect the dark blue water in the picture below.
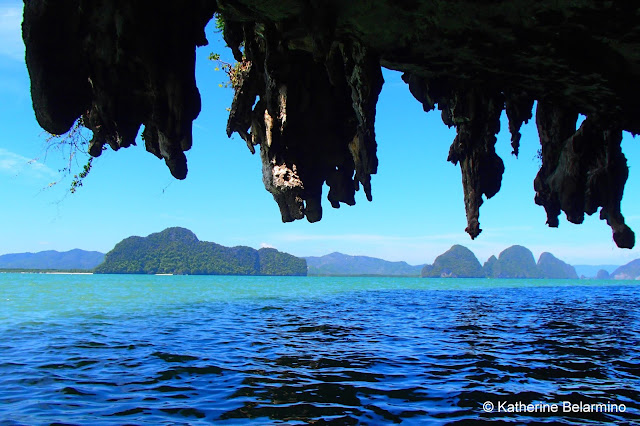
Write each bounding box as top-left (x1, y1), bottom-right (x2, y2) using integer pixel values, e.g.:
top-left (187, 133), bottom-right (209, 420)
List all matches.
top-left (0, 275), bottom-right (639, 424)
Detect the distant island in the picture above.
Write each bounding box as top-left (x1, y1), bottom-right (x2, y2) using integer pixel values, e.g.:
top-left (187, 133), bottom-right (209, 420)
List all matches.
top-left (0, 249), bottom-right (105, 271)
top-left (422, 245), bottom-right (484, 278)
top-left (2, 232), bottom-right (639, 279)
top-left (303, 246), bottom-right (636, 280)
top-left (422, 245), bottom-right (579, 279)
top-left (610, 259), bottom-right (640, 280)
top-left (305, 252), bottom-right (424, 276)
top-left (94, 227), bottom-right (307, 276)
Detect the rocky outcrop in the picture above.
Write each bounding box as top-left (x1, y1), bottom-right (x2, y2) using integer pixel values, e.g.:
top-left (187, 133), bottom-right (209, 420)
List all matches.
top-left (537, 252), bottom-right (578, 279)
top-left (596, 269), bottom-right (610, 280)
top-left (482, 255), bottom-right (499, 278)
top-left (23, 1), bottom-right (640, 247)
top-left (421, 245), bottom-right (484, 278)
top-left (23, 0), bottom-right (217, 179)
top-left (94, 227), bottom-right (307, 275)
top-left (425, 245), bottom-right (579, 279)
top-left (484, 245), bottom-right (540, 279)
top-left (224, 23), bottom-right (383, 222)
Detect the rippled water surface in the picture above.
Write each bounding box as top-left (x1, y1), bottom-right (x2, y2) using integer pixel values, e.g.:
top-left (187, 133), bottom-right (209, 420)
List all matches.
top-left (1, 274), bottom-right (639, 424)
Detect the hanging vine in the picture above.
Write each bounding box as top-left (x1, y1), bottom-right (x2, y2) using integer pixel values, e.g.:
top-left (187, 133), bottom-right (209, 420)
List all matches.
top-left (43, 117), bottom-right (102, 193)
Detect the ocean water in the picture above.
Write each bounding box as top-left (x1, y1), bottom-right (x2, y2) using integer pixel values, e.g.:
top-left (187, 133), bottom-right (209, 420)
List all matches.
top-left (0, 274), bottom-right (639, 425)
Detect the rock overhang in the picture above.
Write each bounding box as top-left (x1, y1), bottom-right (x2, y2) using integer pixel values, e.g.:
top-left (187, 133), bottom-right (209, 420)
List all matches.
top-left (22, 0), bottom-right (640, 248)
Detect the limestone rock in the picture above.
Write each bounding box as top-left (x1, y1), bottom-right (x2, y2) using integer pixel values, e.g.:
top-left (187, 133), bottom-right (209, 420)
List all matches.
top-left (421, 245), bottom-right (484, 278)
top-left (484, 245), bottom-right (539, 279)
top-left (23, 0), bottom-right (217, 179)
top-left (22, 0), bottom-right (640, 248)
top-left (537, 252), bottom-right (578, 279)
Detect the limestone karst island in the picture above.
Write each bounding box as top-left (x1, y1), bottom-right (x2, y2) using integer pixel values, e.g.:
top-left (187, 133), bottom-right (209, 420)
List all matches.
top-left (3, 229), bottom-right (640, 279)
top-left (22, 1), bottom-right (640, 249)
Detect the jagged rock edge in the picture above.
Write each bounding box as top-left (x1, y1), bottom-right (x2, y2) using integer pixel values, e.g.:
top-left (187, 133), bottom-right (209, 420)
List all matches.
top-left (22, 1), bottom-right (638, 248)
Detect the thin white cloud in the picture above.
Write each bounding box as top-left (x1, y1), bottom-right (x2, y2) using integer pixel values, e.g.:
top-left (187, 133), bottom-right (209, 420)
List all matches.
top-left (0, 148), bottom-right (56, 179)
top-left (260, 242), bottom-right (276, 249)
top-left (0, 6), bottom-right (24, 61)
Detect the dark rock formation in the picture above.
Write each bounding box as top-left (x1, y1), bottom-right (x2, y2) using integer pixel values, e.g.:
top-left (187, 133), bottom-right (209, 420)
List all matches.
top-left (484, 245), bottom-right (540, 279)
top-left (596, 269), bottom-right (610, 280)
top-left (534, 109), bottom-right (634, 248)
top-left (223, 22), bottom-right (383, 222)
top-left (421, 245), bottom-right (483, 278)
top-left (537, 252), bottom-right (578, 279)
top-left (23, 0), bottom-right (217, 179)
top-left (23, 1), bottom-right (640, 247)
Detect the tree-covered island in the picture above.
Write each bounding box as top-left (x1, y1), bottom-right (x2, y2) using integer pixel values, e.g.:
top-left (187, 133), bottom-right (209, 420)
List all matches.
top-left (94, 227), bottom-right (306, 276)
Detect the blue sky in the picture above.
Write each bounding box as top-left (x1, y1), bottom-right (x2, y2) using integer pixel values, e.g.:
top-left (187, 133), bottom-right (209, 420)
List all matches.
top-left (1, 1), bottom-right (640, 266)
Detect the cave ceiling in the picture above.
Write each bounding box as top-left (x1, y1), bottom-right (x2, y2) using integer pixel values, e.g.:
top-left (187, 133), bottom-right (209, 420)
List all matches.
top-left (22, 0), bottom-right (640, 248)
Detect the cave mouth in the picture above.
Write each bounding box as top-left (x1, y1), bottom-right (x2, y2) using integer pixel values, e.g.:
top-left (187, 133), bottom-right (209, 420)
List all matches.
top-left (22, 0), bottom-right (639, 249)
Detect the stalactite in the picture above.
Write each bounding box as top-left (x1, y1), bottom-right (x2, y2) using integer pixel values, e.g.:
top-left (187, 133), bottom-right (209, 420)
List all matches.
top-left (23, 0), bottom-right (640, 248)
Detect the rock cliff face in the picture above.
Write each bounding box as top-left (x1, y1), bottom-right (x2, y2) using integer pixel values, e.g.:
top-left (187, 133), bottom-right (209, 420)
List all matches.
top-left (537, 252), bottom-right (578, 279)
top-left (421, 245), bottom-right (484, 278)
top-left (23, 1), bottom-right (640, 247)
top-left (484, 245), bottom-right (540, 279)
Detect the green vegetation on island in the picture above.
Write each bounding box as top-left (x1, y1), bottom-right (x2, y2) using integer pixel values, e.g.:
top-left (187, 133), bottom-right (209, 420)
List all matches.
top-left (422, 244), bottom-right (579, 279)
top-left (421, 245), bottom-right (484, 278)
top-left (485, 245), bottom-right (539, 278)
top-left (482, 255), bottom-right (499, 278)
top-left (537, 252), bottom-right (578, 279)
top-left (94, 227), bottom-right (306, 276)
top-left (2, 237), bottom-right (633, 279)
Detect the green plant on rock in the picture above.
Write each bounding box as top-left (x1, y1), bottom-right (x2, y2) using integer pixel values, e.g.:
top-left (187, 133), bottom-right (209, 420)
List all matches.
top-left (44, 117), bottom-right (101, 194)
top-left (209, 52), bottom-right (250, 90)
top-left (209, 12), bottom-right (251, 91)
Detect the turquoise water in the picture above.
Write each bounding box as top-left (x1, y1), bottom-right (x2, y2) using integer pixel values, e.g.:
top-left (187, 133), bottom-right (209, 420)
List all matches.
top-left (1, 274), bottom-right (639, 424)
